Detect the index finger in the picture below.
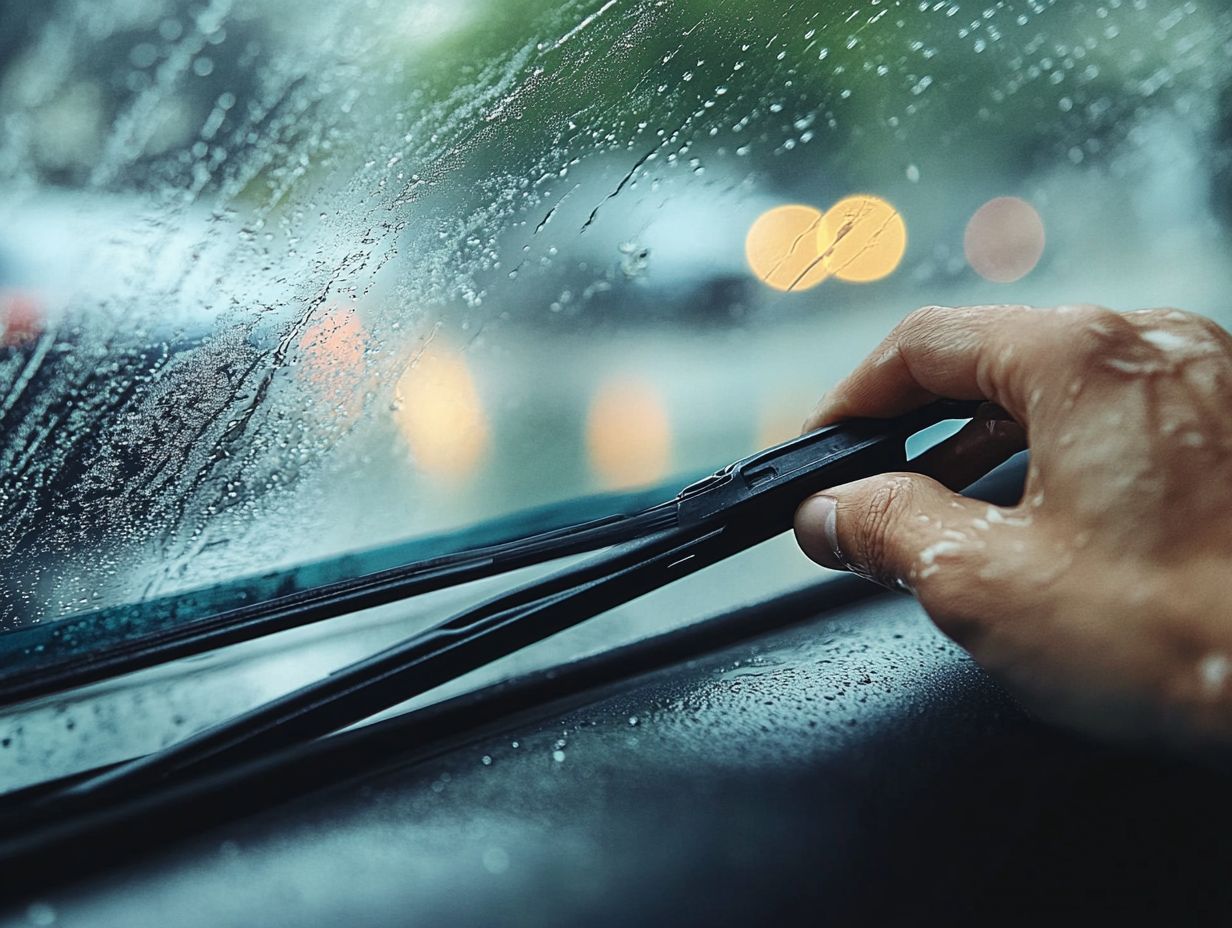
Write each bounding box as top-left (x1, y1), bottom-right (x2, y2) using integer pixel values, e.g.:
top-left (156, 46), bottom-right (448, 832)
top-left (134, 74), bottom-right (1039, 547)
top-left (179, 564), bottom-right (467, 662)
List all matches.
top-left (803, 304), bottom-right (1120, 431)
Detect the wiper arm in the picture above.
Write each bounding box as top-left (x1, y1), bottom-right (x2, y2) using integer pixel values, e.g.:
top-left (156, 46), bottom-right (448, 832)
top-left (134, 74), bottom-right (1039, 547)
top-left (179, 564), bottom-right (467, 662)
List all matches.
top-left (26, 400), bottom-right (984, 811)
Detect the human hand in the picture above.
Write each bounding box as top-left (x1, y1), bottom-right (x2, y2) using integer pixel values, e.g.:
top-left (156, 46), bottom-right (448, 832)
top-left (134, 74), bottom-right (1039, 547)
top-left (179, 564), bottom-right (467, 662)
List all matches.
top-left (794, 304), bottom-right (1232, 747)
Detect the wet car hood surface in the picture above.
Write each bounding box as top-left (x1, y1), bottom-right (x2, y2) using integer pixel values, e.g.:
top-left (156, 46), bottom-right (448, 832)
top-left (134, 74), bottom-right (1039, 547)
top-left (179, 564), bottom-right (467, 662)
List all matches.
top-left (9, 579), bottom-right (1232, 927)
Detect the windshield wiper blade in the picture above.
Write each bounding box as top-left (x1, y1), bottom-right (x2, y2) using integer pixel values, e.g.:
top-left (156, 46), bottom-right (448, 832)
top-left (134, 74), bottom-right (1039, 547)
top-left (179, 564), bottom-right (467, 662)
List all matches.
top-left (25, 400), bottom-right (984, 812)
top-left (0, 481), bottom-right (693, 708)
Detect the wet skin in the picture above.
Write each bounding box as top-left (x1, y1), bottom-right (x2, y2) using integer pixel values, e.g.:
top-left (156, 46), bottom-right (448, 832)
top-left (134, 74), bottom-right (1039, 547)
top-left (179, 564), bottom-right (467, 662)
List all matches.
top-left (794, 304), bottom-right (1232, 748)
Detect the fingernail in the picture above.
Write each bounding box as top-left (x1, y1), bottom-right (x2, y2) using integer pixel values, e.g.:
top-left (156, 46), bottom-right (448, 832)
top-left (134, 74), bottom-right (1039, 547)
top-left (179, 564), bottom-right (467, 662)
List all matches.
top-left (796, 494), bottom-right (844, 570)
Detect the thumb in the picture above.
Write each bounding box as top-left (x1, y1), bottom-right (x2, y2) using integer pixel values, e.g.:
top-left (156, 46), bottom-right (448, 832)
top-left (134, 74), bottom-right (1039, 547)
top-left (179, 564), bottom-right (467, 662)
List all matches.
top-left (794, 472), bottom-right (994, 594)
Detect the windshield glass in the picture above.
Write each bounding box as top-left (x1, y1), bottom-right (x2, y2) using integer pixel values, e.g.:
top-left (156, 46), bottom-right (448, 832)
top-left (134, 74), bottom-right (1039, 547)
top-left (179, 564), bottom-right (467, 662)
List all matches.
top-left (2, 0), bottom-right (1231, 629)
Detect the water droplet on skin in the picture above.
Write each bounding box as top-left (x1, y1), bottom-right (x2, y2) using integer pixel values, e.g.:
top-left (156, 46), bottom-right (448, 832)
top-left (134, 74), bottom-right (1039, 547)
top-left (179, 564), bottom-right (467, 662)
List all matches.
top-left (1140, 328), bottom-right (1196, 352)
top-left (552, 749), bottom-right (566, 763)
top-left (985, 507), bottom-right (1032, 527)
top-left (919, 540), bottom-right (964, 566)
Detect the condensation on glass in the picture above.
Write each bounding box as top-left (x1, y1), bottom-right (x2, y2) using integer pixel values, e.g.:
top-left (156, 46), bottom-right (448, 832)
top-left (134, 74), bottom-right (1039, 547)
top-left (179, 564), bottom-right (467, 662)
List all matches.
top-left (0, 0), bottom-right (1229, 627)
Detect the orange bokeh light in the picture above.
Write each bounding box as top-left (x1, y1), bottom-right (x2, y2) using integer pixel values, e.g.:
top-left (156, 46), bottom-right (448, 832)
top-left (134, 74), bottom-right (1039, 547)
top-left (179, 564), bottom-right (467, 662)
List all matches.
top-left (394, 340), bottom-right (489, 481)
top-left (0, 291), bottom-right (44, 348)
top-left (586, 376), bottom-right (672, 489)
top-left (744, 204), bottom-right (830, 292)
top-left (746, 195), bottom-right (907, 291)
top-left (816, 194), bottom-right (908, 283)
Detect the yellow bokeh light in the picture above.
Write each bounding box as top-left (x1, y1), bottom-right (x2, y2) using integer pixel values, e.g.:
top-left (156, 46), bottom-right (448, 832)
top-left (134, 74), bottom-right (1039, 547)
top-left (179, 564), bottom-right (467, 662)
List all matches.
top-left (394, 341), bottom-right (489, 481)
top-left (964, 196), bottom-right (1046, 283)
top-left (816, 194), bottom-right (907, 283)
top-left (586, 377), bottom-right (672, 489)
top-left (744, 204), bottom-right (830, 292)
top-left (746, 196), bottom-right (907, 291)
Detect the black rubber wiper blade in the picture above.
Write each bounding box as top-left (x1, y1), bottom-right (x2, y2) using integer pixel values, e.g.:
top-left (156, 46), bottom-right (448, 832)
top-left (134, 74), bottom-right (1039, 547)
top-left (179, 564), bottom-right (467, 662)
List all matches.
top-left (55, 526), bottom-right (732, 802)
top-left (0, 481), bottom-right (691, 708)
top-left (25, 400), bottom-right (983, 813)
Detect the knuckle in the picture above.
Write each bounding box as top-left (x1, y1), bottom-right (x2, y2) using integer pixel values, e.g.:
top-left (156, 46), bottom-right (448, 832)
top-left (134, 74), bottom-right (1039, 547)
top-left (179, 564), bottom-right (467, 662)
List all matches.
top-left (1156, 310), bottom-right (1232, 362)
top-left (1188, 313), bottom-right (1232, 348)
top-left (1057, 306), bottom-right (1232, 380)
top-left (900, 305), bottom-right (949, 336)
top-left (1130, 307), bottom-right (1225, 343)
top-left (1063, 305), bottom-right (1135, 363)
